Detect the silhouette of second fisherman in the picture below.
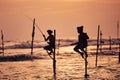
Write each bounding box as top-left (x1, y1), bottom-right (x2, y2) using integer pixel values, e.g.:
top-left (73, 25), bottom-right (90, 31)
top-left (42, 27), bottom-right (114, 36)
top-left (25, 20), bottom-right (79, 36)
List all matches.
top-left (72, 26), bottom-right (89, 58)
top-left (43, 30), bottom-right (55, 55)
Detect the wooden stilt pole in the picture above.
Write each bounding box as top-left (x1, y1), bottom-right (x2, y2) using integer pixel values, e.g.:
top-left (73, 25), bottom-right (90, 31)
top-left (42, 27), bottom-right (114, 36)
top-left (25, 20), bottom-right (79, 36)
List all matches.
top-left (117, 20), bottom-right (120, 63)
top-left (109, 36), bottom-right (112, 50)
top-left (53, 30), bottom-right (56, 80)
top-left (95, 25), bottom-right (100, 67)
top-left (84, 47), bottom-right (89, 78)
top-left (57, 39), bottom-right (60, 55)
top-left (117, 20), bottom-right (119, 39)
top-left (100, 30), bottom-right (103, 53)
top-left (118, 40), bottom-right (120, 63)
top-left (1, 30), bottom-right (4, 56)
top-left (31, 18), bottom-right (35, 55)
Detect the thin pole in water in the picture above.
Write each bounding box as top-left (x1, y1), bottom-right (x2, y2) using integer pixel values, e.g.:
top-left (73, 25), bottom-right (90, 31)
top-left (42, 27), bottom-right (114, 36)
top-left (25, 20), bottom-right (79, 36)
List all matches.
top-left (31, 18), bottom-right (35, 55)
top-left (117, 20), bottom-right (119, 39)
top-left (95, 25), bottom-right (100, 67)
top-left (100, 30), bottom-right (103, 53)
top-left (117, 20), bottom-right (120, 63)
top-left (119, 40), bottom-right (120, 63)
top-left (1, 30), bottom-right (4, 56)
top-left (109, 36), bottom-right (112, 50)
top-left (53, 30), bottom-right (56, 80)
top-left (84, 48), bottom-right (89, 78)
top-left (57, 39), bottom-right (60, 55)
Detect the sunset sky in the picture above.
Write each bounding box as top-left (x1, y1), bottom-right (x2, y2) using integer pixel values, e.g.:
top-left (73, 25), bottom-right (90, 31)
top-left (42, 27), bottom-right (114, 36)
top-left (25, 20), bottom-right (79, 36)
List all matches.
top-left (0, 0), bottom-right (120, 41)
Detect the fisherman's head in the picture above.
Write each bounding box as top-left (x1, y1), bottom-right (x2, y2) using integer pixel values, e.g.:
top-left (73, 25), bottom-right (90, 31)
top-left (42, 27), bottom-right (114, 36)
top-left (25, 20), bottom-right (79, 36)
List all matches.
top-left (47, 30), bottom-right (53, 35)
top-left (77, 26), bottom-right (83, 33)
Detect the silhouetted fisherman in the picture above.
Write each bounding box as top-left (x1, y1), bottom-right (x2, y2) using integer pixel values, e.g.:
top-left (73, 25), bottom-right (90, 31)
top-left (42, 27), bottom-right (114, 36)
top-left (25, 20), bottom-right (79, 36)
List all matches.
top-left (72, 26), bottom-right (89, 58)
top-left (43, 30), bottom-right (55, 55)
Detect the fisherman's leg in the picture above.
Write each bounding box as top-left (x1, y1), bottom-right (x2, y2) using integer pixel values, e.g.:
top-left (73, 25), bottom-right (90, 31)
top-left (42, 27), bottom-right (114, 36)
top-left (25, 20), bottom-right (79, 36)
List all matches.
top-left (81, 48), bottom-right (88, 58)
top-left (44, 46), bottom-right (52, 55)
top-left (49, 45), bottom-right (55, 55)
top-left (74, 46), bottom-right (84, 58)
top-left (47, 45), bottom-right (54, 55)
top-left (49, 48), bottom-right (54, 55)
top-left (44, 46), bottom-right (48, 50)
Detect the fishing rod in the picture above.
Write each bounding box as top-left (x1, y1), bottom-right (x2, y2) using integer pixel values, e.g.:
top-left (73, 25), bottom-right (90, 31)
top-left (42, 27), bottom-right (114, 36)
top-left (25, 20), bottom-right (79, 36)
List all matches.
top-left (25, 15), bottom-right (55, 59)
top-left (25, 15), bottom-right (44, 36)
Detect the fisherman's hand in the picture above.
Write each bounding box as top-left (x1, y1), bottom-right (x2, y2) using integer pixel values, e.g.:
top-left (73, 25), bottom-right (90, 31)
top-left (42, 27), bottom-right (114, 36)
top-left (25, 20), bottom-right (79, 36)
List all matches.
top-left (43, 34), bottom-right (45, 38)
top-left (70, 43), bottom-right (74, 46)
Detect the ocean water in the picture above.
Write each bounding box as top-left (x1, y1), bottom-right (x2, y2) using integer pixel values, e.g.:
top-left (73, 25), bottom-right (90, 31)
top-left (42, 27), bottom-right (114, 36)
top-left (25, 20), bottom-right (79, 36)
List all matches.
top-left (0, 39), bottom-right (120, 80)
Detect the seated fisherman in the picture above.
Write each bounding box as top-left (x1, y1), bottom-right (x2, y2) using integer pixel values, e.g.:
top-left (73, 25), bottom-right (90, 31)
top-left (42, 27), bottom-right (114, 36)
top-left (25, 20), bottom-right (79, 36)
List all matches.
top-left (43, 30), bottom-right (55, 55)
top-left (72, 26), bottom-right (89, 58)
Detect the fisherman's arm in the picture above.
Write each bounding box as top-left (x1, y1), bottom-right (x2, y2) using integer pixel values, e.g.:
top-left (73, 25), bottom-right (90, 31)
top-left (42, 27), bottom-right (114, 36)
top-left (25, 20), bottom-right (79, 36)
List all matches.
top-left (70, 42), bottom-right (78, 45)
top-left (43, 35), bottom-right (48, 41)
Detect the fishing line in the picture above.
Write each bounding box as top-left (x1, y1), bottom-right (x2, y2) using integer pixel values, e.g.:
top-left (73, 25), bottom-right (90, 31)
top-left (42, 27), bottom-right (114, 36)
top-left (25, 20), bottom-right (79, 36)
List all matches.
top-left (24, 15), bottom-right (44, 36)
